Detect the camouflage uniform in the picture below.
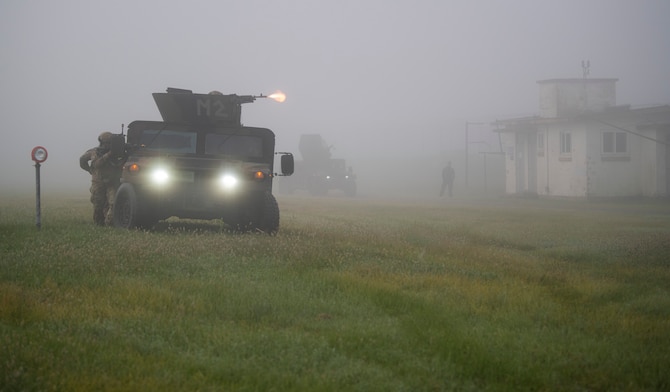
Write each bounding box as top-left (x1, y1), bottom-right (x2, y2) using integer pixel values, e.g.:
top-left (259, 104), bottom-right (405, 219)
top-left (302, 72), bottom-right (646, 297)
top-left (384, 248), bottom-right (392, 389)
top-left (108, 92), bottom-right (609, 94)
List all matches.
top-left (80, 132), bottom-right (126, 226)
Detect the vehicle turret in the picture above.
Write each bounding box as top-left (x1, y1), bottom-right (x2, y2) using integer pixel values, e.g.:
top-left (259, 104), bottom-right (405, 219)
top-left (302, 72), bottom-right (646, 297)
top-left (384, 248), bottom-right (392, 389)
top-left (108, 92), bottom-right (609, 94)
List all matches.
top-left (298, 134), bottom-right (332, 163)
top-left (152, 87), bottom-right (284, 126)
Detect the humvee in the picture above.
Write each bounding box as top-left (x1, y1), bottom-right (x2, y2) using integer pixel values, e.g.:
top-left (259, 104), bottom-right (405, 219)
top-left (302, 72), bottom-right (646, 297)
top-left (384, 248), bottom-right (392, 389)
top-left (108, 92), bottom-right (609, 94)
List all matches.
top-left (112, 88), bottom-right (294, 234)
top-left (279, 134), bottom-right (356, 197)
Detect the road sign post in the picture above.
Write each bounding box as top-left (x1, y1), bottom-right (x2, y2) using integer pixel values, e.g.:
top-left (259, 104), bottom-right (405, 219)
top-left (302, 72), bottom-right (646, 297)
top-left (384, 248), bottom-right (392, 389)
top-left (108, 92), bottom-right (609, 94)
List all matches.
top-left (31, 146), bottom-right (48, 230)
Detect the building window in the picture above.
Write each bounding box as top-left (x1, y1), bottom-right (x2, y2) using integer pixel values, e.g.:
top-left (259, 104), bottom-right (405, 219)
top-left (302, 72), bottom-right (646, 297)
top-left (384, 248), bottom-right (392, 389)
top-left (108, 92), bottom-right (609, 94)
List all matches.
top-left (602, 131), bottom-right (627, 154)
top-left (560, 131), bottom-right (571, 155)
top-left (537, 132), bottom-right (544, 156)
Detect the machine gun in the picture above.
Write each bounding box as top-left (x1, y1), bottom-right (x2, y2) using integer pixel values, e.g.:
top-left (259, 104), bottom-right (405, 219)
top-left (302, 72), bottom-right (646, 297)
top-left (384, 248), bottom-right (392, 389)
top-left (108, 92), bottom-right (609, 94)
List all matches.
top-left (154, 88), bottom-right (285, 126)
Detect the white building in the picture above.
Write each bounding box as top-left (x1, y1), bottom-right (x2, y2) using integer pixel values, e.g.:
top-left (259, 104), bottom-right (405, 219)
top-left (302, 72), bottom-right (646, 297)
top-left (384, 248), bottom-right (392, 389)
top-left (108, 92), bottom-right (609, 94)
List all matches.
top-left (495, 78), bottom-right (670, 198)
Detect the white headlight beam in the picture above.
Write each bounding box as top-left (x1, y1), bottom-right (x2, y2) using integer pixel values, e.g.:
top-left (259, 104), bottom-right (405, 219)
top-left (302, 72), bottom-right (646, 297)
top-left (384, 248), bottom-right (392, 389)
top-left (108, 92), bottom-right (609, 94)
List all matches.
top-left (152, 168), bottom-right (170, 185)
top-left (221, 174), bottom-right (238, 189)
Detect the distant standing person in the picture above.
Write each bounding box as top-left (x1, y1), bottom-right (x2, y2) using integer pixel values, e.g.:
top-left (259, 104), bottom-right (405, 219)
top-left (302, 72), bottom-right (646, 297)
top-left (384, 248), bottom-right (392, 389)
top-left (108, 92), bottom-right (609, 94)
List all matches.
top-left (440, 161), bottom-right (455, 197)
top-left (79, 132), bottom-right (127, 226)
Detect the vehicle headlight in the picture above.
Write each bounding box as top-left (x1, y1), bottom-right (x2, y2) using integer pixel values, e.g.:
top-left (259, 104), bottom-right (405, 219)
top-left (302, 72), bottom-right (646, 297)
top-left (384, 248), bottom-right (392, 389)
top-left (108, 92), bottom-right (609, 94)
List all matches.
top-left (151, 168), bottom-right (170, 185)
top-left (220, 174), bottom-right (238, 190)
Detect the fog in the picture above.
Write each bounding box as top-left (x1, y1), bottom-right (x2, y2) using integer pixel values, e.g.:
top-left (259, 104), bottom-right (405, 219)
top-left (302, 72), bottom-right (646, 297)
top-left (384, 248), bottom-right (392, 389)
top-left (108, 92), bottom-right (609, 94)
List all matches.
top-left (2, 1), bottom-right (669, 199)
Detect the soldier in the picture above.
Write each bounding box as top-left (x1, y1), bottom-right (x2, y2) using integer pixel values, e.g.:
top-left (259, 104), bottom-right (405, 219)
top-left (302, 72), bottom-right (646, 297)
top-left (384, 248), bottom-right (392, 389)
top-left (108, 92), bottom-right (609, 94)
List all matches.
top-left (440, 161), bottom-right (455, 198)
top-left (80, 132), bottom-right (127, 226)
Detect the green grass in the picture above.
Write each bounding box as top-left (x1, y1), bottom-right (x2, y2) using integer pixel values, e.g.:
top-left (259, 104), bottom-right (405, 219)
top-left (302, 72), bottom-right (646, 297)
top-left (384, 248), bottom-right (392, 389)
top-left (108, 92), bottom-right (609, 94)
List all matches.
top-left (1, 194), bottom-right (669, 391)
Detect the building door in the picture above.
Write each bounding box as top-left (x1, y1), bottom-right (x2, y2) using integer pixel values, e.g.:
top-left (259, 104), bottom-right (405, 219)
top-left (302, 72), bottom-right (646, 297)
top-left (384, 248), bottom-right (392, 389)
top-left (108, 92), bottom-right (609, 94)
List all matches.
top-left (515, 134), bottom-right (526, 193)
top-left (527, 132), bottom-right (537, 195)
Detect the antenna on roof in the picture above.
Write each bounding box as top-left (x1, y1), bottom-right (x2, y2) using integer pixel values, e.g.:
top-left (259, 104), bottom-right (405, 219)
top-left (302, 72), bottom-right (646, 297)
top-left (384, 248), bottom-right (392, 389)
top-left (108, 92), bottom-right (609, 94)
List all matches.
top-left (581, 60), bottom-right (590, 79)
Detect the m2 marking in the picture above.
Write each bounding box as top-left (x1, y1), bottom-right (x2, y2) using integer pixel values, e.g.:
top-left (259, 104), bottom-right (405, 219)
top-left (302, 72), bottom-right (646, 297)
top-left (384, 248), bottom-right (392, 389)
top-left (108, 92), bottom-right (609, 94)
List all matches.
top-left (196, 99), bottom-right (229, 118)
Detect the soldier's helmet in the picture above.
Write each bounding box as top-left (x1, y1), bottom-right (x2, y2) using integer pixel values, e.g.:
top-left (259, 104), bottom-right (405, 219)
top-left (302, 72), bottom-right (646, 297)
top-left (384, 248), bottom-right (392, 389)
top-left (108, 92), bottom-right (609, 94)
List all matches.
top-left (98, 132), bottom-right (114, 144)
top-left (208, 90), bottom-right (223, 95)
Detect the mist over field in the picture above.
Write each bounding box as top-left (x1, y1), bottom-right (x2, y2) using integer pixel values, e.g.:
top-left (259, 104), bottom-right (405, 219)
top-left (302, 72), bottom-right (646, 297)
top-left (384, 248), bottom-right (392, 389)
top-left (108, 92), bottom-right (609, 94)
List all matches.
top-left (2, 1), bottom-right (669, 200)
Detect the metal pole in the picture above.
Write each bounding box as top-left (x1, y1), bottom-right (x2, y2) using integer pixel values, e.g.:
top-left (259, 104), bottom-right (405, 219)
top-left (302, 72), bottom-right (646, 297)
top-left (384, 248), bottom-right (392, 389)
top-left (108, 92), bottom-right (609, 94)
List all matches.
top-left (35, 162), bottom-right (41, 230)
top-left (484, 153), bottom-right (487, 194)
top-left (465, 122), bottom-right (469, 187)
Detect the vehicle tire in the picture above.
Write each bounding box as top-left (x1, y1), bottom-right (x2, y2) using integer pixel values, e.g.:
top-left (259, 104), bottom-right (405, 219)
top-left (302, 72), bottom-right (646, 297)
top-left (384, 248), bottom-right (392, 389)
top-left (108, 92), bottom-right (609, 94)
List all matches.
top-left (227, 193), bottom-right (279, 234)
top-left (258, 192), bottom-right (280, 235)
top-left (113, 184), bottom-right (155, 229)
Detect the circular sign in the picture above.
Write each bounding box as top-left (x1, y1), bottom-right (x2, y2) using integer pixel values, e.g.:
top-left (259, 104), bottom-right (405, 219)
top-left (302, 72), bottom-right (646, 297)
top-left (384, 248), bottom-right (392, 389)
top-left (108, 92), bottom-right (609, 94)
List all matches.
top-left (31, 146), bottom-right (48, 163)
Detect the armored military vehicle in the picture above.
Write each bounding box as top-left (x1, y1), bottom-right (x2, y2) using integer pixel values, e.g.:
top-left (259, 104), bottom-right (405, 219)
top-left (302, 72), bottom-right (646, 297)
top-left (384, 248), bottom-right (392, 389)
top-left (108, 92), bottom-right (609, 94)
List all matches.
top-left (279, 134), bottom-right (356, 197)
top-left (112, 88), bottom-right (294, 234)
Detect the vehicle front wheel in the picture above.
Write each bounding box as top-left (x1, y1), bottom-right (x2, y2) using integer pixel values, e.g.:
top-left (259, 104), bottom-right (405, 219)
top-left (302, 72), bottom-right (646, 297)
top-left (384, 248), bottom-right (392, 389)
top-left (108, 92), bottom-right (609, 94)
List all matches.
top-left (258, 192), bottom-right (280, 235)
top-left (113, 184), bottom-right (155, 229)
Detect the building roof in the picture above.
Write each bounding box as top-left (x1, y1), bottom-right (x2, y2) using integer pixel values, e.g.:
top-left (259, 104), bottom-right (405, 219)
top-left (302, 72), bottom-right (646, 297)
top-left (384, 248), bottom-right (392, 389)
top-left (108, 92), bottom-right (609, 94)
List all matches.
top-left (536, 78), bottom-right (619, 84)
top-left (493, 105), bottom-right (670, 132)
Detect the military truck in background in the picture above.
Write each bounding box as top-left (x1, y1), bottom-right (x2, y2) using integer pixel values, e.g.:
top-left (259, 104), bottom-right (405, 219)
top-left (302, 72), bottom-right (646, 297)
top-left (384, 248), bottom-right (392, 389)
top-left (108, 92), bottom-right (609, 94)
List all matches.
top-left (278, 134), bottom-right (356, 197)
top-left (112, 88), bottom-right (294, 234)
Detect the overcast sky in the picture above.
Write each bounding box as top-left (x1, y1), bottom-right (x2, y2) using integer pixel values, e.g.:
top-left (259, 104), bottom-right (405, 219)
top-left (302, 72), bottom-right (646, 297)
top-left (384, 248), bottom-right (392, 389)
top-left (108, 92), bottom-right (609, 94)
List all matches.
top-left (1, 0), bottom-right (669, 195)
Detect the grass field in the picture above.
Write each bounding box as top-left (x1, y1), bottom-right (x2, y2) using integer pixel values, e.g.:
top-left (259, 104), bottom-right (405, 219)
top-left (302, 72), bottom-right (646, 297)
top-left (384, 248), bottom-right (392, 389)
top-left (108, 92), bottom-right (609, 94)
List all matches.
top-left (1, 193), bottom-right (669, 391)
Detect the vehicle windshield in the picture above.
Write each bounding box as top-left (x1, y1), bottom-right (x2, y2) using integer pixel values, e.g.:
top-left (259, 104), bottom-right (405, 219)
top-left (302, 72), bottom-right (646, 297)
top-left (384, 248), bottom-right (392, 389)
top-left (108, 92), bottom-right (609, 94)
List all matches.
top-left (136, 129), bottom-right (264, 158)
top-left (330, 159), bottom-right (346, 171)
top-left (205, 134), bottom-right (263, 158)
top-left (140, 130), bottom-right (197, 154)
